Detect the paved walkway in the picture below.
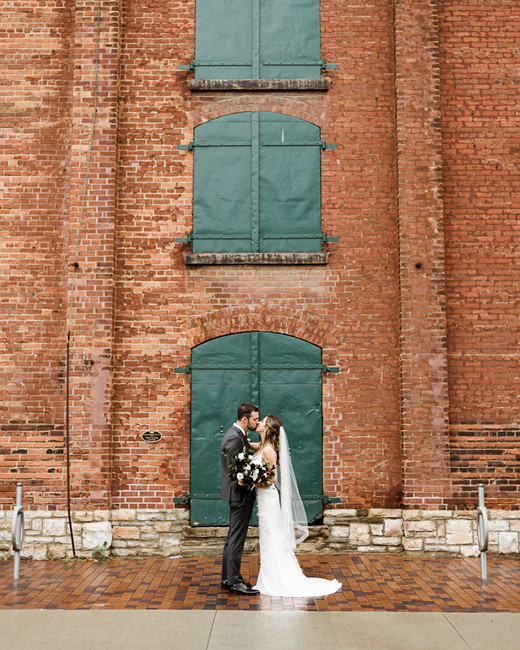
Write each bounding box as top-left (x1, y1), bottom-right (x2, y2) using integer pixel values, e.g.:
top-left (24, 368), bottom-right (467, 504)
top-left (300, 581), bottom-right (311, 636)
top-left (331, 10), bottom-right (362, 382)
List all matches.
top-left (1, 554), bottom-right (520, 648)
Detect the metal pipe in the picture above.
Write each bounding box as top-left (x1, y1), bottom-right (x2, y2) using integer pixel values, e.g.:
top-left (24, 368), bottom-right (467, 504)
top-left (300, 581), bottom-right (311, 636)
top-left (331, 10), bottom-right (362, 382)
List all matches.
top-left (477, 483), bottom-right (488, 582)
top-left (66, 330), bottom-right (76, 557)
top-left (12, 482), bottom-right (24, 580)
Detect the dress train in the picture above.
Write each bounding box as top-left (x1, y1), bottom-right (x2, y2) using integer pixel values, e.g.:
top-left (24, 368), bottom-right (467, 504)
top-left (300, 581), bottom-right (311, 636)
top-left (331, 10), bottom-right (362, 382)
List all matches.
top-left (254, 483), bottom-right (341, 597)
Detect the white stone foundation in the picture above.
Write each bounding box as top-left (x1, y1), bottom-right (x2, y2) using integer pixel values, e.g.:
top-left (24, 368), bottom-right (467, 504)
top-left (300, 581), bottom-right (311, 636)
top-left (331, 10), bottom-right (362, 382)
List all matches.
top-left (1, 508), bottom-right (519, 560)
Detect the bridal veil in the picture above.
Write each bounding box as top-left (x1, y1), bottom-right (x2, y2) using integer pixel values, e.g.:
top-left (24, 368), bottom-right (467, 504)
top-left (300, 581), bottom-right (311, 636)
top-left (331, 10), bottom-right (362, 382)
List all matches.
top-left (279, 426), bottom-right (309, 548)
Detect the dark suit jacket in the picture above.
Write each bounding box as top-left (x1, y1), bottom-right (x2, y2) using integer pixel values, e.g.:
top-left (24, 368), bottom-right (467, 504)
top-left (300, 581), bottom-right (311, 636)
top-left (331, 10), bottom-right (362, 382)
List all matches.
top-left (220, 424), bottom-right (256, 502)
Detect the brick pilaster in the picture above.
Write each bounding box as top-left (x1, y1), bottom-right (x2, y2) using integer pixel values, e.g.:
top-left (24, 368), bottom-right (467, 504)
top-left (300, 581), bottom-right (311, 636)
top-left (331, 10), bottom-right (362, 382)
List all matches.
top-left (393, 0), bottom-right (451, 506)
top-left (66, 0), bottom-right (121, 508)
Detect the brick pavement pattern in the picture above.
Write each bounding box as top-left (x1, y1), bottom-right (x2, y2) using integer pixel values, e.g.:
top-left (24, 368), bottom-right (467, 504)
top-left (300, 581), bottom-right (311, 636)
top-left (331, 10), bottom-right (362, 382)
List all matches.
top-left (1, 555), bottom-right (519, 612)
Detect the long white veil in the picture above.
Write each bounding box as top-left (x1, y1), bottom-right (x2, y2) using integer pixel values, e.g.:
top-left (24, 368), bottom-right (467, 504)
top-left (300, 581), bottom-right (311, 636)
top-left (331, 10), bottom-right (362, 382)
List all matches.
top-left (279, 426), bottom-right (309, 549)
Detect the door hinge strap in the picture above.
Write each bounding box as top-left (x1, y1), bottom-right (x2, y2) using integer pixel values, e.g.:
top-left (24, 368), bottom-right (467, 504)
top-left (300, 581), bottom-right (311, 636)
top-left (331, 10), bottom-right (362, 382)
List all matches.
top-left (322, 365), bottom-right (339, 373)
top-left (321, 233), bottom-right (339, 243)
top-left (172, 493), bottom-right (191, 504)
top-left (175, 233), bottom-right (193, 243)
top-left (179, 141), bottom-right (336, 150)
top-left (179, 61), bottom-right (251, 69)
top-left (321, 494), bottom-right (342, 504)
top-left (174, 365), bottom-right (192, 374)
top-left (177, 234), bottom-right (337, 243)
top-left (180, 61), bottom-right (336, 71)
top-left (321, 60), bottom-right (338, 70)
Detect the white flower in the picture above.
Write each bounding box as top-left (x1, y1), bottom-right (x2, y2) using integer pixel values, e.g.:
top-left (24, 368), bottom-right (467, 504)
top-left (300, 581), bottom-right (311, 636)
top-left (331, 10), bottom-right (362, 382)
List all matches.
top-left (237, 472), bottom-right (244, 481)
top-left (252, 469), bottom-right (259, 481)
top-left (238, 452), bottom-right (245, 460)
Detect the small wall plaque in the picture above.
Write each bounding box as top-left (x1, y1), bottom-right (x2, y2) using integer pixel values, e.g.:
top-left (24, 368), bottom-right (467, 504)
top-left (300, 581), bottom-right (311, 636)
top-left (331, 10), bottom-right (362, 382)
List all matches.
top-left (142, 428), bottom-right (162, 443)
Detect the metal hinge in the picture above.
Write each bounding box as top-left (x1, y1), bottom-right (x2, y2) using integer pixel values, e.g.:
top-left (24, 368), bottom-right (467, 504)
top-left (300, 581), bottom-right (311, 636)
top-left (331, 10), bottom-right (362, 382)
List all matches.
top-left (174, 365), bottom-right (192, 374)
top-left (175, 233), bottom-right (193, 243)
top-left (321, 233), bottom-right (339, 243)
top-left (321, 365), bottom-right (339, 373)
top-left (181, 61), bottom-right (336, 71)
top-left (321, 494), bottom-right (341, 504)
top-left (172, 493), bottom-right (192, 504)
top-left (179, 141), bottom-right (335, 151)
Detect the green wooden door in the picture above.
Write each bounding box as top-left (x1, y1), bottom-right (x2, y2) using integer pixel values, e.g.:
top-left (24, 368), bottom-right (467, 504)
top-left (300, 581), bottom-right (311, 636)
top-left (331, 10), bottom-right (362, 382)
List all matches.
top-left (193, 112), bottom-right (322, 254)
top-left (189, 332), bottom-right (324, 525)
top-left (194, 0), bottom-right (321, 80)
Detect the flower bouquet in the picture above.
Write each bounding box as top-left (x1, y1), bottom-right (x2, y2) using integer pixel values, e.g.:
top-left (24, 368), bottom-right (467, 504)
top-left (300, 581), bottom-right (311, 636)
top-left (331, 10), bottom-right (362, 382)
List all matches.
top-left (225, 447), bottom-right (275, 490)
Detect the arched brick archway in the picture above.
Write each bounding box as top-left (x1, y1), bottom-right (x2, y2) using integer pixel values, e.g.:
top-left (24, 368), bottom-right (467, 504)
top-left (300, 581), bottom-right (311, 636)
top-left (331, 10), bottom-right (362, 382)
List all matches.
top-left (187, 98), bottom-right (325, 129)
top-left (181, 306), bottom-right (336, 351)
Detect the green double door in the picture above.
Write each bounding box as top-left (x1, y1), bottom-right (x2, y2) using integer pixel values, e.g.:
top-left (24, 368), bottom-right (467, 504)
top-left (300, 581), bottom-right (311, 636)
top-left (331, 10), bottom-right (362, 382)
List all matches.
top-left (190, 332), bottom-right (323, 526)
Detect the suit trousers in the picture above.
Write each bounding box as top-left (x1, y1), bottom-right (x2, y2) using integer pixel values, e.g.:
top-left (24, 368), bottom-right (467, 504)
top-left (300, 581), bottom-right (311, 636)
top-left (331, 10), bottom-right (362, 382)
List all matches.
top-left (221, 497), bottom-right (255, 585)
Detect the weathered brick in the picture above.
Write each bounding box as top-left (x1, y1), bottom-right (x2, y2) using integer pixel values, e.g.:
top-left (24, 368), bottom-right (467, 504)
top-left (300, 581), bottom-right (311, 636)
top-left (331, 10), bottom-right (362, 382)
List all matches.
top-left (1, 1), bottom-right (518, 525)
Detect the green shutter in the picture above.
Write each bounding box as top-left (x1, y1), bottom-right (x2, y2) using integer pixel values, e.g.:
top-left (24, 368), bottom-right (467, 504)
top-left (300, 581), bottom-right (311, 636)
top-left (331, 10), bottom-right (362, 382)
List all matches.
top-left (260, 0), bottom-right (321, 79)
top-left (193, 114), bottom-right (253, 253)
top-left (194, 0), bottom-right (321, 80)
top-left (189, 332), bottom-right (324, 526)
top-left (259, 113), bottom-right (321, 252)
top-left (192, 112), bottom-right (322, 253)
top-left (195, 0), bottom-right (253, 79)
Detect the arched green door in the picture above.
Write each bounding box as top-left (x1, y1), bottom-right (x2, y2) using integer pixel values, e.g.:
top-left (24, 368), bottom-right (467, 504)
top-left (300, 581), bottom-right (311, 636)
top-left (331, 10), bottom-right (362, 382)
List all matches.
top-left (189, 332), bottom-right (323, 525)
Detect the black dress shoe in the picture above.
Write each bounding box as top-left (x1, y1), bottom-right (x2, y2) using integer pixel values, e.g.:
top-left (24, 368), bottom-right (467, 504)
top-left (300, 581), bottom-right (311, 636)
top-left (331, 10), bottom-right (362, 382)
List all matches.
top-left (229, 581), bottom-right (259, 595)
top-left (221, 579), bottom-right (252, 589)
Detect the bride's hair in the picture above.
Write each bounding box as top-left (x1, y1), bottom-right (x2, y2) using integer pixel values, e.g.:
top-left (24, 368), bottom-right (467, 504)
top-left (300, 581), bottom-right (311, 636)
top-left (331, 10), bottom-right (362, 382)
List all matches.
top-left (263, 414), bottom-right (282, 455)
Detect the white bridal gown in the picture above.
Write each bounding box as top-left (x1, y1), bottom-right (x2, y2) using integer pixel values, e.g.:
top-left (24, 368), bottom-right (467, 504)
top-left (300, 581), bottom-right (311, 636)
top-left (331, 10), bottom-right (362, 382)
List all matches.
top-left (254, 481), bottom-right (342, 597)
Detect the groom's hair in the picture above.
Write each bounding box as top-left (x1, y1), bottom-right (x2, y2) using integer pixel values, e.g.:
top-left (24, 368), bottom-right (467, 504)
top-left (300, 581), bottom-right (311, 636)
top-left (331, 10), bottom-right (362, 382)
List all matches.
top-left (237, 403), bottom-right (258, 420)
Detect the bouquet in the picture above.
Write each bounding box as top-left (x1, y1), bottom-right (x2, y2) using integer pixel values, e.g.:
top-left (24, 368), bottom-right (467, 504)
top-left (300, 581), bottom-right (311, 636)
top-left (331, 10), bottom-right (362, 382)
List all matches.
top-left (225, 446), bottom-right (275, 490)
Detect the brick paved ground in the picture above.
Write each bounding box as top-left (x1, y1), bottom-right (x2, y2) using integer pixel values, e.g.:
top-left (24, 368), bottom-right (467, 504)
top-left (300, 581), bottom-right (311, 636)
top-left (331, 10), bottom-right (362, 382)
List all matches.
top-left (1, 555), bottom-right (519, 612)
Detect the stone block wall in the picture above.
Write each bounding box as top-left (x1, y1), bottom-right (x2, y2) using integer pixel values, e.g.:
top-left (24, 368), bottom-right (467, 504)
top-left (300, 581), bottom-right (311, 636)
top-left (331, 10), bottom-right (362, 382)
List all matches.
top-left (1, 508), bottom-right (519, 561)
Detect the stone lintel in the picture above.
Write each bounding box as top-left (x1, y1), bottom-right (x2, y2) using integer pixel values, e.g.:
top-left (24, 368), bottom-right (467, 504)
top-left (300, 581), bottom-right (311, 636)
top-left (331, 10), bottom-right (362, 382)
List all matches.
top-left (185, 252), bottom-right (329, 265)
top-left (189, 78), bottom-right (329, 92)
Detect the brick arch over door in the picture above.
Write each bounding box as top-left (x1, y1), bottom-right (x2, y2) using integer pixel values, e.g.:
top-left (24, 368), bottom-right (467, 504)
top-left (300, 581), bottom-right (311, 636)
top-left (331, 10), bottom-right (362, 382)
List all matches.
top-left (182, 306), bottom-right (336, 352)
top-left (188, 98), bottom-right (326, 130)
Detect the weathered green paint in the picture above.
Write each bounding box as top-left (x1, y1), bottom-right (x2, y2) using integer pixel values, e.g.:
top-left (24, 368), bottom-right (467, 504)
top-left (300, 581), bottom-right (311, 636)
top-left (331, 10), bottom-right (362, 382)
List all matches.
top-left (189, 332), bottom-right (324, 525)
top-left (195, 0), bottom-right (253, 80)
top-left (194, 0), bottom-right (321, 80)
top-left (193, 112), bottom-right (322, 254)
top-left (259, 0), bottom-right (321, 79)
top-left (259, 113), bottom-right (321, 253)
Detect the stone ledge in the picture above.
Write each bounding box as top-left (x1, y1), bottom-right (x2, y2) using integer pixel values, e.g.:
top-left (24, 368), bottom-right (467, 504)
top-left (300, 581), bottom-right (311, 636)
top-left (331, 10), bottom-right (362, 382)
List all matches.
top-left (189, 78), bottom-right (330, 92)
top-left (185, 252), bottom-right (329, 266)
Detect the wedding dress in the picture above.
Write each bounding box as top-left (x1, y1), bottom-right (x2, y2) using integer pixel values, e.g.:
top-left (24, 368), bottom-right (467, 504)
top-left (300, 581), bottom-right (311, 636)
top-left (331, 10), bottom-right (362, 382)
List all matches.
top-left (253, 437), bottom-right (342, 598)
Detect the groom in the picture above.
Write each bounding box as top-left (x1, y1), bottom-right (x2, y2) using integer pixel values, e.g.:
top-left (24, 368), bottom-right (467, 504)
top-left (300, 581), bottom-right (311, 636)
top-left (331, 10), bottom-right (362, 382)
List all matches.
top-left (220, 402), bottom-right (260, 595)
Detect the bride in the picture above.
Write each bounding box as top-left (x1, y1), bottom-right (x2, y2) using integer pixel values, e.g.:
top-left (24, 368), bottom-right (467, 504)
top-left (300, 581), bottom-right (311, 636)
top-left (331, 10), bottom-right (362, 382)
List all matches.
top-left (250, 414), bottom-right (341, 597)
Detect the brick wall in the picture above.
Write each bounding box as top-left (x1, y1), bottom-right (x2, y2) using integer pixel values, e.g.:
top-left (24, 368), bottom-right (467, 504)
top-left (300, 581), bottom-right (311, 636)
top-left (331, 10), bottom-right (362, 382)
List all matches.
top-left (0, 1), bottom-right (71, 508)
top-left (1, 1), bottom-right (519, 540)
top-left (439, 0), bottom-right (520, 505)
top-left (111, 0), bottom-right (402, 510)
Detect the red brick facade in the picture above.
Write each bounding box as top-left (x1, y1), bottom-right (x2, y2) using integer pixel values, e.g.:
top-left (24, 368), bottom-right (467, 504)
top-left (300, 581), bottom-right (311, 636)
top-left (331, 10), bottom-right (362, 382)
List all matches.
top-left (1, 1), bottom-right (519, 517)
